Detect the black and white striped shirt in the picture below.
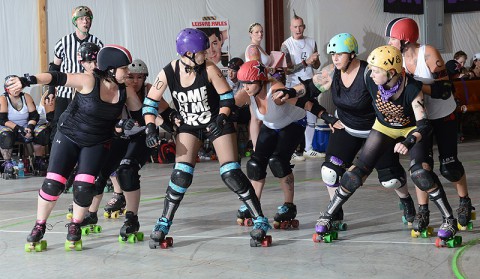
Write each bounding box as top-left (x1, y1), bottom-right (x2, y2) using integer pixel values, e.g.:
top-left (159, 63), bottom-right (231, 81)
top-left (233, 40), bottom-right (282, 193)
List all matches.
top-left (53, 33), bottom-right (103, 99)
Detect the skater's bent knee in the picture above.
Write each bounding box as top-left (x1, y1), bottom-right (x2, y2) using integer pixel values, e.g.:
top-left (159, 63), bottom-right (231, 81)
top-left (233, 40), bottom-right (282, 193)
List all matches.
top-left (73, 181), bottom-right (95, 207)
top-left (39, 178), bottom-right (65, 201)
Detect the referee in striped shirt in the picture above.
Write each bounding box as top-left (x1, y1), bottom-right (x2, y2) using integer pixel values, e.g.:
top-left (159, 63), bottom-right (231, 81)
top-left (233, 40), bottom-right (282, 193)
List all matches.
top-left (48, 6), bottom-right (103, 141)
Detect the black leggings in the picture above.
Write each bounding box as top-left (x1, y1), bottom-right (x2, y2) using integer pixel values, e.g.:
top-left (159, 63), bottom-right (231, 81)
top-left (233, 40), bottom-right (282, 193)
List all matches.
top-left (50, 97), bottom-right (71, 142)
top-left (426, 113), bottom-right (461, 168)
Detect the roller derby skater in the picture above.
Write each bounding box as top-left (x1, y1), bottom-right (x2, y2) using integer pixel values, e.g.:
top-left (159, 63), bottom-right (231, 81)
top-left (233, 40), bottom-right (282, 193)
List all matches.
top-left (386, 17), bottom-right (469, 243)
top-left (25, 221), bottom-right (47, 252)
top-left (273, 203), bottom-right (299, 229)
top-left (6, 44), bottom-right (144, 252)
top-left (145, 28), bottom-right (271, 248)
top-left (1, 160), bottom-right (17, 180)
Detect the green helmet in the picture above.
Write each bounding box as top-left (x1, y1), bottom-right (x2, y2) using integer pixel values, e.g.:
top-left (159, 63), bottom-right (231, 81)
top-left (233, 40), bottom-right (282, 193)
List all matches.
top-left (327, 33), bottom-right (358, 54)
top-left (72, 6), bottom-right (93, 26)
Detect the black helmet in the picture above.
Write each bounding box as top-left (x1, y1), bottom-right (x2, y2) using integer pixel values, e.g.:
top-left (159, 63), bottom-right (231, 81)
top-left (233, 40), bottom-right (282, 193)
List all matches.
top-left (97, 45), bottom-right (132, 72)
top-left (228, 57), bottom-right (244, 71)
top-left (77, 42), bottom-right (100, 62)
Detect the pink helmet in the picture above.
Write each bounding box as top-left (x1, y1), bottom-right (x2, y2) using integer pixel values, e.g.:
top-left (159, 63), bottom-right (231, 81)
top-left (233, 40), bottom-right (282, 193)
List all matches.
top-left (237, 60), bottom-right (268, 82)
top-left (385, 17), bottom-right (419, 43)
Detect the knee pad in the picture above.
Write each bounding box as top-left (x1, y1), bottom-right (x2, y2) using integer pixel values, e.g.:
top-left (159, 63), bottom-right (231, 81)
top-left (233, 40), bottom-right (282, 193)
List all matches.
top-left (94, 176), bottom-right (108, 195)
top-left (340, 161), bottom-right (371, 193)
top-left (268, 156), bottom-right (292, 178)
top-left (377, 165), bottom-right (407, 189)
top-left (440, 158), bottom-right (464, 182)
top-left (39, 177), bottom-right (66, 201)
top-left (246, 156), bottom-right (267, 180)
top-left (33, 126), bottom-right (50, 146)
top-left (73, 181), bottom-right (96, 207)
top-left (167, 162), bottom-right (194, 195)
top-left (410, 163), bottom-right (435, 191)
top-left (321, 156), bottom-right (346, 187)
top-left (117, 158), bottom-right (141, 192)
top-left (0, 130), bottom-right (14, 149)
top-left (220, 162), bottom-right (250, 195)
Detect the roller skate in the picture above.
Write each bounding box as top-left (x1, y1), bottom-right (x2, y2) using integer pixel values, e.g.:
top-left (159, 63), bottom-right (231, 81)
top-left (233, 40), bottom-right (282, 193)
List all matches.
top-left (313, 213), bottom-right (338, 243)
top-left (33, 157), bottom-right (48, 176)
top-left (331, 207), bottom-right (347, 231)
top-left (25, 221), bottom-right (47, 252)
top-left (457, 196), bottom-right (476, 230)
top-left (119, 211), bottom-right (144, 243)
top-left (236, 204), bottom-right (253, 226)
top-left (103, 192), bottom-right (126, 218)
top-left (399, 196), bottom-right (416, 226)
top-left (435, 217), bottom-right (462, 248)
top-left (1, 160), bottom-right (17, 180)
top-left (249, 216), bottom-right (272, 247)
top-left (64, 222), bottom-right (83, 251)
top-left (149, 217), bottom-right (173, 249)
top-left (411, 205), bottom-right (433, 238)
top-left (273, 202), bottom-right (299, 229)
top-left (66, 203), bottom-right (73, 220)
top-left (80, 211), bottom-right (102, 235)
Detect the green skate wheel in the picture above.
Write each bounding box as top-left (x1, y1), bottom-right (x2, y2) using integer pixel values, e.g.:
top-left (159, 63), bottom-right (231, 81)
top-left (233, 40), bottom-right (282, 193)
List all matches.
top-left (93, 225), bottom-right (102, 233)
top-left (118, 235), bottom-right (125, 243)
top-left (65, 240), bottom-right (82, 251)
top-left (338, 223), bottom-right (347, 231)
top-left (104, 211), bottom-right (110, 218)
top-left (34, 242), bottom-right (43, 252)
top-left (136, 232), bottom-right (144, 241)
top-left (446, 238), bottom-right (457, 248)
top-left (323, 234), bottom-right (332, 243)
top-left (41, 240), bottom-right (47, 250)
top-left (332, 231), bottom-right (338, 240)
top-left (127, 234), bottom-right (137, 243)
top-left (24, 243), bottom-right (33, 252)
top-left (467, 222), bottom-right (473, 230)
top-left (81, 227), bottom-right (90, 236)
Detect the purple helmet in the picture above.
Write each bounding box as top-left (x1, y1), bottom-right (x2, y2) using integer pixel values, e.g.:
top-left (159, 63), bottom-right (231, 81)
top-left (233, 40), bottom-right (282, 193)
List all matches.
top-left (176, 28), bottom-right (210, 56)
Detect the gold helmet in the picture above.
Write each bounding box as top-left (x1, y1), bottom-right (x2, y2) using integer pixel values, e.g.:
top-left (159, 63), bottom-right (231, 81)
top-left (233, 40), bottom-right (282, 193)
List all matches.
top-left (367, 45), bottom-right (403, 73)
top-left (72, 6), bottom-right (93, 26)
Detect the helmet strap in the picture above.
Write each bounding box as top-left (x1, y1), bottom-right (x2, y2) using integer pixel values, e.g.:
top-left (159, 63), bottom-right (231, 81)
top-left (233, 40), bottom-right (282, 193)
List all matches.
top-left (342, 53), bottom-right (356, 73)
top-left (181, 54), bottom-right (202, 73)
top-left (107, 69), bottom-right (120, 85)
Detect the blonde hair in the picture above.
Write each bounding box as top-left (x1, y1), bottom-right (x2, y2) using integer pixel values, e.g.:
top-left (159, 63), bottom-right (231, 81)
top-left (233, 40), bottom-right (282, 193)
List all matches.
top-left (248, 22), bottom-right (262, 33)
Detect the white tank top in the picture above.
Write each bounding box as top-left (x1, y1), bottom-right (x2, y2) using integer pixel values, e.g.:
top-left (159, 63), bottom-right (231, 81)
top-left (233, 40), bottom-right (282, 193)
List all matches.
top-left (245, 44), bottom-right (272, 66)
top-left (250, 83), bottom-right (306, 129)
top-left (6, 94), bottom-right (29, 127)
top-left (404, 45), bottom-right (456, 119)
top-left (283, 36), bottom-right (316, 87)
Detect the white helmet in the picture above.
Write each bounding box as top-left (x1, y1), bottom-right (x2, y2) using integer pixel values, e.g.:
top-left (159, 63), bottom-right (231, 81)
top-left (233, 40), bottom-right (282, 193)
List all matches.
top-left (473, 53), bottom-right (480, 61)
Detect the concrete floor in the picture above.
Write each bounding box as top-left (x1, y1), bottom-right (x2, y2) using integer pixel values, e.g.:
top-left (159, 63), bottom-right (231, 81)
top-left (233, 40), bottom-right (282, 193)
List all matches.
top-left (0, 139), bottom-right (479, 279)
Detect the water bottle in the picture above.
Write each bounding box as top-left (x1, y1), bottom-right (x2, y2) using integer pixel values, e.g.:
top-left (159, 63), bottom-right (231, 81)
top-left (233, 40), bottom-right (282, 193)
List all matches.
top-left (18, 159), bottom-right (25, 177)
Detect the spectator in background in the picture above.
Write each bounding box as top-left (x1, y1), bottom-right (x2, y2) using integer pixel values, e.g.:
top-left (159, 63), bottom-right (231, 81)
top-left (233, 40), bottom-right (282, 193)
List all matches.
top-left (445, 51), bottom-right (473, 79)
top-left (469, 53), bottom-right (480, 78)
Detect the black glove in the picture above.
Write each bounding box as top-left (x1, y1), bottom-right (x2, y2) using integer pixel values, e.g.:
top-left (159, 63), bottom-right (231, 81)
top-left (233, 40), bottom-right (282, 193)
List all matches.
top-left (159, 120), bottom-right (175, 134)
top-left (19, 74), bottom-right (37, 88)
top-left (116, 118), bottom-right (136, 131)
top-left (401, 134), bottom-right (417, 151)
top-left (15, 125), bottom-right (27, 136)
top-left (320, 112), bottom-right (339, 125)
top-left (46, 86), bottom-right (56, 102)
top-left (145, 123), bottom-right (160, 148)
top-left (274, 88), bottom-right (297, 99)
top-left (430, 80), bottom-right (453, 100)
top-left (27, 123), bottom-right (35, 133)
top-left (207, 113), bottom-right (228, 138)
top-left (160, 107), bottom-right (183, 128)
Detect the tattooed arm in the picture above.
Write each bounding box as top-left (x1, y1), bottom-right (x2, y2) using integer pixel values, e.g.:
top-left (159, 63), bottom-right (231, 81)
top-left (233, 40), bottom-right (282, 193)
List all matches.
top-left (313, 63), bottom-right (334, 93)
top-left (422, 45), bottom-right (449, 96)
top-left (143, 66), bottom-right (169, 126)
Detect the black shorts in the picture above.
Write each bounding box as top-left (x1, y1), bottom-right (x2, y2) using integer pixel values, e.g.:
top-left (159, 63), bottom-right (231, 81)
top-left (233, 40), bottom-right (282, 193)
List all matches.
top-left (178, 121), bottom-right (236, 142)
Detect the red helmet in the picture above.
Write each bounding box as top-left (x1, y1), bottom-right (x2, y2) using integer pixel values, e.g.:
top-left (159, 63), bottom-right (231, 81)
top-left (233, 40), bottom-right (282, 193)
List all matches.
top-left (237, 60), bottom-right (268, 82)
top-left (385, 17), bottom-right (419, 43)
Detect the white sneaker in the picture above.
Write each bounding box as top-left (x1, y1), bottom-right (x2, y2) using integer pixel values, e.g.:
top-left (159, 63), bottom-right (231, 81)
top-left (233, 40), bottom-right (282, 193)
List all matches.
top-left (303, 149), bottom-right (325, 159)
top-left (291, 153), bottom-right (306, 162)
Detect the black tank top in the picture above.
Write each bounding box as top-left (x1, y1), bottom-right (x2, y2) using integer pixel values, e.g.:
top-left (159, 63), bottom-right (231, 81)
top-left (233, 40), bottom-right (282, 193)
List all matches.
top-left (366, 72), bottom-right (422, 128)
top-left (164, 60), bottom-right (219, 130)
top-left (59, 77), bottom-right (127, 146)
top-left (331, 60), bottom-right (375, 131)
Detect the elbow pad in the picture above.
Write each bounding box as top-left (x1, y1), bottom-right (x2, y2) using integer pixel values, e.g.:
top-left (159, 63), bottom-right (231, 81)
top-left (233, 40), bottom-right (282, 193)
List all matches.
top-left (28, 110), bottom-right (40, 122)
top-left (0, 112), bottom-right (8, 126)
top-left (430, 80), bottom-right (453, 100)
top-left (48, 62), bottom-right (61, 72)
top-left (298, 77), bottom-right (321, 98)
top-left (415, 119), bottom-right (432, 141)
top-left (219, 91), bottom-right (235, 109)
top-left (47, 71), bottom-right (67, 87)
top-left (142, 96), bottom-right (159, 117)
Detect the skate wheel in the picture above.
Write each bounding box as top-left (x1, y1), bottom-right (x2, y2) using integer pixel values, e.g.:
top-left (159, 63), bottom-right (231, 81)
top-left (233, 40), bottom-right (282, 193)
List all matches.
top-left (435, 238), bottom-right (443, 247)
top-left (65, 240), bottom-right (82, 251)
top-left (323, 234), bottom-right (332, 243)
top-left (312, 233), bottom-right (321, 243)
top-left (261, 235), bottom-right (272, 247)
top-left (273, 221), bottom-right (280, 229)
top-left (127, 234), bottom-right (137, 243)
top-left (411, 230), bottom-right (420, 238)
top-left (338, 222), bottom-right (347, 231)
top-left (165, 236), bottom-right (173, 247)
top-left (160, 240), bottom-right (169, 249)
top-left (467, 222), bottom-right (474, 230)
top-left (236, 218), bottom-right (244, 226)
top-left (148, 240), bottom-right (158, 249)
top-left (471, 212), bottom-right (476, 220)
top-left (291, 219), bottom-right (300, 228)
top-left (81, 227), bottom-right (90, 236)
top-left (112, 211), bottom-right (120, 219)
top-left (245, 218), bottom-right (253, 226)
top-left (66, 213), bottom-right (73, 220)
top-left (249, 238), bottom-right (260, 247)
top-left (103, 212), bottom-right (111, 218)
top-left (136, 232), bottom-right (144, 241)
top-left (401, 216), bottom-right (408, 225)
top-left (93, 225), bottom-right (102, 233)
